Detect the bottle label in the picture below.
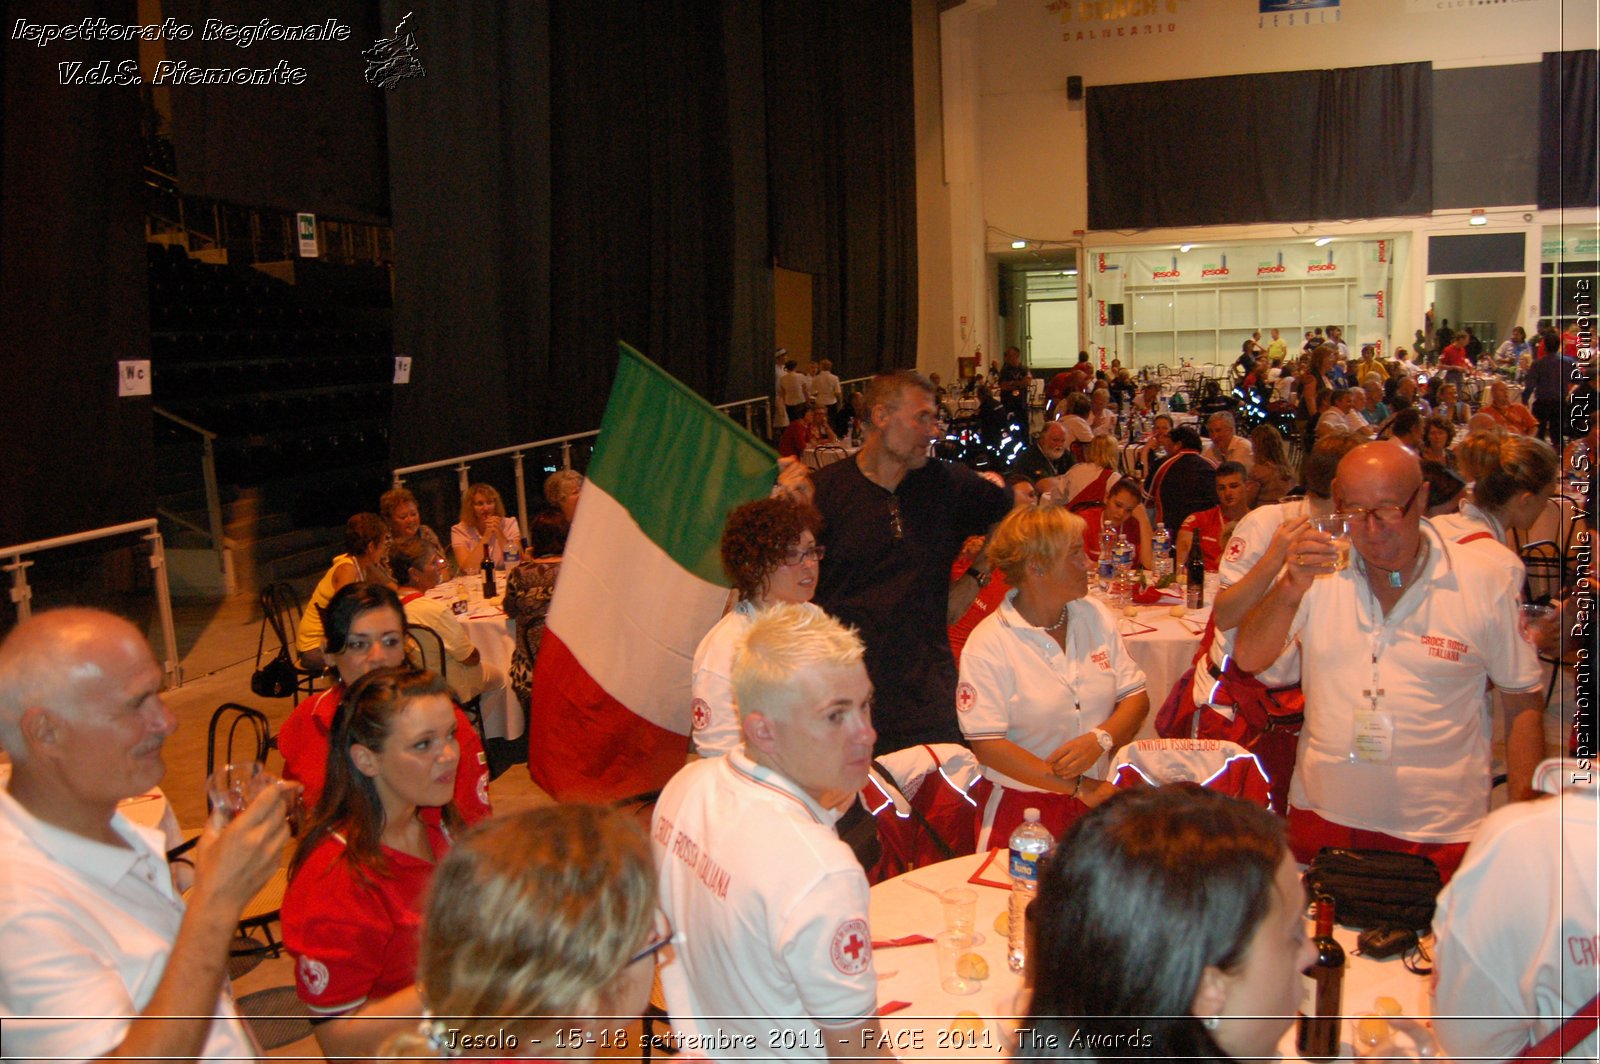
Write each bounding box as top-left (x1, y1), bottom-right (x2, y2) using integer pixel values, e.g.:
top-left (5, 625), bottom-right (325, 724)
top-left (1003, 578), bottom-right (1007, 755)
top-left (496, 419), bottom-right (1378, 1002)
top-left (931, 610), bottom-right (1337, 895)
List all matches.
top-left (1009, 849), bottom-right (1041, 883)
top-left (1300, 971), bottom-right (1316, 1013)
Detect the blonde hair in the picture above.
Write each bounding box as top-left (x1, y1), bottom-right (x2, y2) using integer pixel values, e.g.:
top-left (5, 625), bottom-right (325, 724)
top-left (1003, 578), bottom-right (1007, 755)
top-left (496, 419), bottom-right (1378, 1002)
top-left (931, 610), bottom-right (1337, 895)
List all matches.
top-left (1085, 434), bottom-right (1119, 470)
top-left (458, 483), bottom-right (507, 529)
top-left (1466, 432), bottom-right (1559, 515)
top-left (731, 603), bottom-right (863, 723)
top-left (543, 469), bottom-right (583, 507)
top-left (388, 806), bottom-right (657, 1057)
top-left (987, 505), bottom-right (1086, 586)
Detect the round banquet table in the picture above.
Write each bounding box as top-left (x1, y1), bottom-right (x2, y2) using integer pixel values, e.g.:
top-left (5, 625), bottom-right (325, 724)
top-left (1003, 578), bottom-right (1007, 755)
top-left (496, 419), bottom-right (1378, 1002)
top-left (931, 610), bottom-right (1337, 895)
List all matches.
top-left (1091, 578), bottom-right (1215, 727)
top-left (422, 577), bottom-right (524, 741)
top-left (869, 852), bottom-right (1440, 1061)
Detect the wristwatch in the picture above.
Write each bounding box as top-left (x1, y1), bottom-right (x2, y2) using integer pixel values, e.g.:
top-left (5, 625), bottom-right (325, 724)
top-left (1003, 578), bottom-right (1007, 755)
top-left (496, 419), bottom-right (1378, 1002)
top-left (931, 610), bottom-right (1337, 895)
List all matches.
top-left (1090, 728), bottom-right (1114, 753)
top-left (967, 566), bottom-right (991, 588)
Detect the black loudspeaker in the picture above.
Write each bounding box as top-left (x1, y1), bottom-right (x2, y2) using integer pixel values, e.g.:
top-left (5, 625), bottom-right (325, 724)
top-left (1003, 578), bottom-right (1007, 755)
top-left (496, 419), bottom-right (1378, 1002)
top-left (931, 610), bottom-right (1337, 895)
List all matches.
top-left (1107, 302), bottom-right (1125, 326)
top-left (1067, 75), bottom-right (1084, 101)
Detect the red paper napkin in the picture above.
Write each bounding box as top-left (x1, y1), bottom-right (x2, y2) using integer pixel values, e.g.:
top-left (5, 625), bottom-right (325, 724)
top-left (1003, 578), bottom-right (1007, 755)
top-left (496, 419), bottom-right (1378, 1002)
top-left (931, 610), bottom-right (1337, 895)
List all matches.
top-left (877, 1001), bottom-right (912, 1017)
top-left (967, 848), bottom-right (1011, 890)
top-left (872, 935), bottom-right (934, 949)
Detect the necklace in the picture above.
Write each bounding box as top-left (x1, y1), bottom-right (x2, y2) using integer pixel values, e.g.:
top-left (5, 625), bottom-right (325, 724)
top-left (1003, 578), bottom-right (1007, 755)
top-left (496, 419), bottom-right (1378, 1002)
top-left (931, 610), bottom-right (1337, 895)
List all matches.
top-left (1045, 603), bottom-right (1070, 633)
top-left (1365, 540), bottom-right (1429, 589)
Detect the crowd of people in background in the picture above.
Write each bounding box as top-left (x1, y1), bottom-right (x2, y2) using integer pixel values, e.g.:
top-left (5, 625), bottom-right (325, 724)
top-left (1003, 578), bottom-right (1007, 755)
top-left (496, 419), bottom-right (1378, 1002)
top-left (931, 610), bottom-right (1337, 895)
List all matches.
top-left (0, 322), bottom-right (1591, 1063)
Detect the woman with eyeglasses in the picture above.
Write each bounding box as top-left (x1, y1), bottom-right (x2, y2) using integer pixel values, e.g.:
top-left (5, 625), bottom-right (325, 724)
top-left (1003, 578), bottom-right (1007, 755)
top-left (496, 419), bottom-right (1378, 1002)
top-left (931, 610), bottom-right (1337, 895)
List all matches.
top-left (958, 505), bottom-right (1149, 849)
top-left (278, 582), bottom-right (493, 823)
top-left (384, 804), bottom-right (664, 1059)
top-left (689, 497), bottom-right (825, 758)
top-left (391, 536), bottom-right (504, 706)
top-left (283, 666), bottom-right (464, 1061)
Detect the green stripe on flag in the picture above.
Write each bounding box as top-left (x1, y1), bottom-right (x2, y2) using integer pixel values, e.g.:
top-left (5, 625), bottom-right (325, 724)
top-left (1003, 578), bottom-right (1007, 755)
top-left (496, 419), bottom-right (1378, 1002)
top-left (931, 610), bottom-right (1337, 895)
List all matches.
top-left (586, 343), bottom-right (778, 585)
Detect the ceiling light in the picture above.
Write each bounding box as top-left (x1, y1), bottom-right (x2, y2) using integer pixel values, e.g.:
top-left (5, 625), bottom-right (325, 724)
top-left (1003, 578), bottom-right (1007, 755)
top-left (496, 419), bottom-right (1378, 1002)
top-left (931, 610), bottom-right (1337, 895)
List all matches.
top-left (1314, 236), bottom-right (1333, 247)
top-left (1180, 243), bottom-right (1193, 253)
top-left (1011, 239), bottom-right (1028, 249)
top-left (1065, 269), bottom-right (1078, 275)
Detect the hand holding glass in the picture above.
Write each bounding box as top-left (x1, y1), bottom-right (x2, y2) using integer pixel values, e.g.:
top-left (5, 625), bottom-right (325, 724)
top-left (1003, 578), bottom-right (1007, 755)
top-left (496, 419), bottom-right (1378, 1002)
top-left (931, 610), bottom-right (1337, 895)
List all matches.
top-left (1308, 515), bottom-right (1352, 571)
top-left (208, 761), bottom-right (290, 829)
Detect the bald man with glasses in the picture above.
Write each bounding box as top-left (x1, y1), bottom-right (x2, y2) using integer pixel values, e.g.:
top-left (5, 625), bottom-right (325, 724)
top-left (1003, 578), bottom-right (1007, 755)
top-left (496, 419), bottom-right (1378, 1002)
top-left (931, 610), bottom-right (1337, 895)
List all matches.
top-left (1235, 441), bottom-right (1545, 882)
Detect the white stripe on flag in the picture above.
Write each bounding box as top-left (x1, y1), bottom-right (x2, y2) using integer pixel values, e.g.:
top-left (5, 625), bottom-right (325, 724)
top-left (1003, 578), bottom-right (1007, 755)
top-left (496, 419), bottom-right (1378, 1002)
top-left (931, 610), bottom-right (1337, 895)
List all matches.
top-left (546, 482), bottom-right (731, 734)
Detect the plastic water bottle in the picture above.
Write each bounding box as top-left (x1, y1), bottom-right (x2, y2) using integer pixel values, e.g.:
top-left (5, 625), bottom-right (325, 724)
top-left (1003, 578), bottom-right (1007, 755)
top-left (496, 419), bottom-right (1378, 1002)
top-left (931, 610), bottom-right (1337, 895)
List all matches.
top-left (1112, 535), bottom-right (1136, 609)
top-left (1098, 526), bottom-right (1117, 589)
top-left (1007, 809), bottom-right (1055, 974)
top-left (1152, 524), bottom-right (1173, 581)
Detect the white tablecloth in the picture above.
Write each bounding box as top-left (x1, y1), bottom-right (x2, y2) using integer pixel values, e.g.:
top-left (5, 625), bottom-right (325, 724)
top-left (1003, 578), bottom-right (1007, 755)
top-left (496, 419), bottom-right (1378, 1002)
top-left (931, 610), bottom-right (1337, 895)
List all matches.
top-left (423, 578), bottom-right (523, 741)
top-left (869, 852), bottom-right (1437, 1061)
top-left (1097, 581), bottom-right (1213, 723)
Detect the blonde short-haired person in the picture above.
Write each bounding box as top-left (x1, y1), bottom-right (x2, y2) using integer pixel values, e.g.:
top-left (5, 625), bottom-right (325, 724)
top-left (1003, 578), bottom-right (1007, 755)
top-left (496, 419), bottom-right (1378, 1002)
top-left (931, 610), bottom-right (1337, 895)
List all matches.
top-left (387, 805), bottom-right (663, 1058)
top-left (451, 483), bottom-right (521, 572)
top-left (653, 604), bottom-right (893, 1060)
top-left (958, 506), bottom-right (1149, 850)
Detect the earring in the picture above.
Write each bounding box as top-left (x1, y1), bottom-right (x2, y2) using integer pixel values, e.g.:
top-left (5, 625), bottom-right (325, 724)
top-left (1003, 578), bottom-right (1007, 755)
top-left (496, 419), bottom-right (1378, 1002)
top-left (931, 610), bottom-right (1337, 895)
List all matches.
top-left (1201, 1016), bottom-right (1220, 1031)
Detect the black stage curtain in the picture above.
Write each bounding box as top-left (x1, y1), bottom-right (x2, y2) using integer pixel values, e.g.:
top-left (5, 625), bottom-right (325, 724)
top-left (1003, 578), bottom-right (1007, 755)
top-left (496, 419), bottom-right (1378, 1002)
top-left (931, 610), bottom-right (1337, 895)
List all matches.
top-left (383, 1), bottom-right (916, 466)
top-left (1433, 64), bottom-right (1539, 209)
top-left (164, 0), bottom-right (389, 223)
top-left (766, 0), bottom-right (917, 378)
top-left (0, 0), bottom-right (152, 547)
top-left (1088, 63), bottom-right (1432, 230)
top-left (1538, 50), bottom-right (1599, 210)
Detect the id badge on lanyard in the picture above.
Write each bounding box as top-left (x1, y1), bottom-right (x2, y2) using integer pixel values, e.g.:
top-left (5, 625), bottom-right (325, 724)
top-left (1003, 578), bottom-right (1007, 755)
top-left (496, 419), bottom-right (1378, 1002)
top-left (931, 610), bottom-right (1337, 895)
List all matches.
top-left (1350, 619), bottom-right (1395, 763)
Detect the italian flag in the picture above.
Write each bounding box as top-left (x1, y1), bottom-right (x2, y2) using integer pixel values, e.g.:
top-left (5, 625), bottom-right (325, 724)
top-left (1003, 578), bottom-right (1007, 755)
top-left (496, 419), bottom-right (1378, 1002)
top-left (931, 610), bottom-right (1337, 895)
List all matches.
top-left (527, 343), bottom-right (778, 800)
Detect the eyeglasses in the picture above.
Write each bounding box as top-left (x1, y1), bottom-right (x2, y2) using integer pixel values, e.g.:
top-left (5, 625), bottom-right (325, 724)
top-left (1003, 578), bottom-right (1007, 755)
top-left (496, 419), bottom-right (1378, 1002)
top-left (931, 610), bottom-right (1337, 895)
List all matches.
top-left (782, 545), bottom-right (827, 566)
top-left (1336, 483), bottom-right (1422, 526)
top-left (888, 496), bottom-right (903, 541)
top-left (628, 908), bottom-right (674, 966)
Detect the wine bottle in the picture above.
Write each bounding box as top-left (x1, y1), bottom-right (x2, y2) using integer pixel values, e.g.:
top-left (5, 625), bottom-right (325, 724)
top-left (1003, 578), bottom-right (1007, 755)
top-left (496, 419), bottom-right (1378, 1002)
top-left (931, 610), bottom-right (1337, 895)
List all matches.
top-left (483, 554), bottom-right (497, 598)
top-left (1184, 534), bottom-right (1205, 609)
top-left (1296, 897), bottom-right (1344, 1061)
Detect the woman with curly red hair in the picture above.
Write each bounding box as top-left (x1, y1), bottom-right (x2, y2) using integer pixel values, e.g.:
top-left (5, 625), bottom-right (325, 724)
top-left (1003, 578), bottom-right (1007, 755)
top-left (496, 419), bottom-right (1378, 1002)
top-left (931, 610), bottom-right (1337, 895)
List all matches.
top-left (689, 497), bottom-right (825, 757)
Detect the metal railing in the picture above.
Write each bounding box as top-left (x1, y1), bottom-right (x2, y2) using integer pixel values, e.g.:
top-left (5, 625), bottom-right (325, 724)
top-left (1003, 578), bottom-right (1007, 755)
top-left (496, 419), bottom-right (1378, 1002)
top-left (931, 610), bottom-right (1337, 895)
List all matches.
top-left (1, 519), bottom-right (183, 688)
top-left (392, 394), bottom-right (777, 535)
top-left (153, 407), bottom-right (228, 578)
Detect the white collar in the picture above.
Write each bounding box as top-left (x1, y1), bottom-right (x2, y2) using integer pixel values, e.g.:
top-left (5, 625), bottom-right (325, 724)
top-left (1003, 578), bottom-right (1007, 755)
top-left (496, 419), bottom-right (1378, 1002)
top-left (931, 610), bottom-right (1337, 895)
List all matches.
top-left (727, 746), bottom-right (843, 827)
top-left (0, 786), bottom-right (164, 890)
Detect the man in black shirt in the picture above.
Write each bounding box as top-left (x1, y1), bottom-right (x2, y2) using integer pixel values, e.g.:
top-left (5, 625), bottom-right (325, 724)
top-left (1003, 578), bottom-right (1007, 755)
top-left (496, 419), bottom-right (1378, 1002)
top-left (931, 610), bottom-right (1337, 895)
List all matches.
top-left (1009, 420), bottom-right (1073, 483)
top-left (1149, 425), bottom-right (1220, 532)
top-left (811, 370), bottom-right (1016, 753)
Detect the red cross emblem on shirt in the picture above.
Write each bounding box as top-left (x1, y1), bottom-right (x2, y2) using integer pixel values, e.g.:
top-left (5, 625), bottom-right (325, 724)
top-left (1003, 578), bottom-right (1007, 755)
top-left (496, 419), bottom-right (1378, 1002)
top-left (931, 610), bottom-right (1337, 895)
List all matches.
top-left (830, 918), bottom-right (872, 975)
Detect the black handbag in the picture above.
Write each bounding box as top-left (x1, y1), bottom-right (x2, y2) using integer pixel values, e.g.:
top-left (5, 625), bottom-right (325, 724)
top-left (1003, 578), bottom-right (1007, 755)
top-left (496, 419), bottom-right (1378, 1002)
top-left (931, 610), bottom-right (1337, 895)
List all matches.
top-left (250, 648), bottom-right (300, 699)
top-left (251, 600), bottom-right (302, 698)
top-left (1303, 847), bottom-right (1442, 931)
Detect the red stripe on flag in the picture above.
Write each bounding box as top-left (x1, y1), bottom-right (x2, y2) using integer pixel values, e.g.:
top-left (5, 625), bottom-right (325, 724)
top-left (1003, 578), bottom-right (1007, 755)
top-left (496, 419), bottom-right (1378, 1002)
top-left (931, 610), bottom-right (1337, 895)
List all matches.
top-left (527, 629), bottom-right (689, 801)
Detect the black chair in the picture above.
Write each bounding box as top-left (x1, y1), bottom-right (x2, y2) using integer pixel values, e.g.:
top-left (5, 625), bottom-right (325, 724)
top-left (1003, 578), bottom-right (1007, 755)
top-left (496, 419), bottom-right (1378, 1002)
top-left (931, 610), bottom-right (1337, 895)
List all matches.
top-left (257, 583), bottom-right (320, 698)
top-left (203, 703), bottom-right (289, 960)
top-left (406, 624), bottom-right (487, 745)
top-left (1518, 540), bottom-right (1564, 605)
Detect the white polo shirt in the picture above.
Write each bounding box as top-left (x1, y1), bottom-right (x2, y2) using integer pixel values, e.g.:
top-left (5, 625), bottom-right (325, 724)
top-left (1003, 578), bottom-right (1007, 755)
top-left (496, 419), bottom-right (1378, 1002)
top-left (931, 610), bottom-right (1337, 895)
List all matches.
top-left (1286, 523), bottom-right (1543, 842)
top-left (653, 751), bottom-right (877, 1059)
top-left (0, 789), bottom-right (257, 1063)
top-left (688, 600), bottom-right (757, 758)
top-left (1429, 506), bottom-right (1525, 585)
top-left (1432, 783), bottom-right (1597, 1061)
top-left (1195, 499), bottom-right (1309, 706)
top-left (1202, 435), bottom-right (1255, 471)
top-left (957, 592), bottom-right (1146, 790)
